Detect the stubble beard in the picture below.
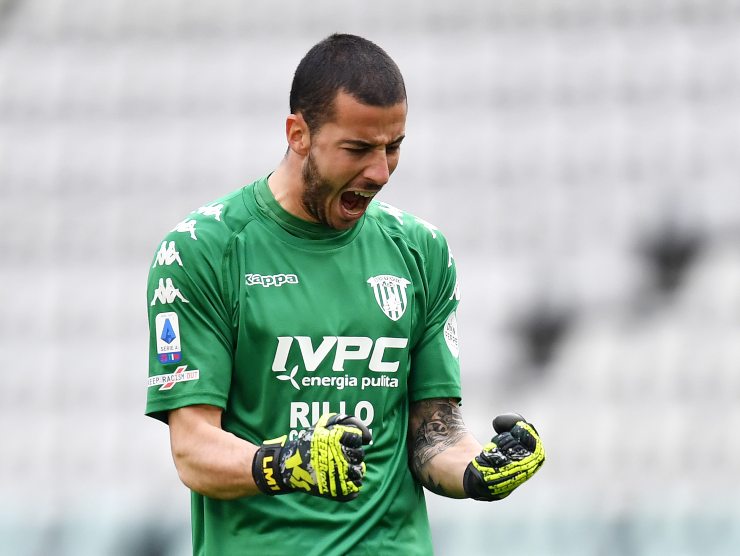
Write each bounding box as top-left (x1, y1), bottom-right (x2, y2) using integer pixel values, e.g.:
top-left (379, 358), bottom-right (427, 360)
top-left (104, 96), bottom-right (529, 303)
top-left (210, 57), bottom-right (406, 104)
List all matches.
top-left (300, 150), bottom-right (335, 228)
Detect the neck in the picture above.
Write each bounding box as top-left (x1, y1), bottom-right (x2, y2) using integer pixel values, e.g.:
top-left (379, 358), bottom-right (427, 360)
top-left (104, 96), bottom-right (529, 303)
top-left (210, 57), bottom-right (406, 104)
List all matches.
top-left (268, 153), bottom-right (312, 221)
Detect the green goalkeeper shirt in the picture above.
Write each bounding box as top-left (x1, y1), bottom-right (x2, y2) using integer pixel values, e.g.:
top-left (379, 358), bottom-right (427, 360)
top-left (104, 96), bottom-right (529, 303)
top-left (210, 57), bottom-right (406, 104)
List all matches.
top-left (146, 176), bottom-right (462, 556)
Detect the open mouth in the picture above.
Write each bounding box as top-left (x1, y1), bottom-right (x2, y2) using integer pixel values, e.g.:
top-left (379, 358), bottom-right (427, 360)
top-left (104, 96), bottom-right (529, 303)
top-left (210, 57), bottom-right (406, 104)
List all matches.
top-left (340, 190), bottom-right (376, 215)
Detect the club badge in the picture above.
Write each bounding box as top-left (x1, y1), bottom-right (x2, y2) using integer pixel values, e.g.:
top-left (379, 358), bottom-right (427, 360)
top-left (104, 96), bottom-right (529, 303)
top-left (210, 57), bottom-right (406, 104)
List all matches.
top-left (367, 275), bottom-right (410, 321)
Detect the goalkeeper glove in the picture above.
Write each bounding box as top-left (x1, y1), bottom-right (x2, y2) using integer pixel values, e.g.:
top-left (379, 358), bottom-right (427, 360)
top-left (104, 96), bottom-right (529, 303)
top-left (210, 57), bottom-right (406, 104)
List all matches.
top-left (252, 413), bottom-right (372, 502)
top-left (463, 413), bottom-right (545, 501)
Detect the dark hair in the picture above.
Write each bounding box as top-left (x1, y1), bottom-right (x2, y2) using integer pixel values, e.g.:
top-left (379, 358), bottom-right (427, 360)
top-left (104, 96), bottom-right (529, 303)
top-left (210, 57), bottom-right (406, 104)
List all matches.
top-left (289, 33), bottom-right (407, 132)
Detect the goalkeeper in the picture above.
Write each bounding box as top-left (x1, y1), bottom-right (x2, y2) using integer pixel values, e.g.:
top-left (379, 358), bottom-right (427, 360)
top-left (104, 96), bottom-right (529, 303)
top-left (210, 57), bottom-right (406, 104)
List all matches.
top-left (146, 33), bottom-right (544, 555)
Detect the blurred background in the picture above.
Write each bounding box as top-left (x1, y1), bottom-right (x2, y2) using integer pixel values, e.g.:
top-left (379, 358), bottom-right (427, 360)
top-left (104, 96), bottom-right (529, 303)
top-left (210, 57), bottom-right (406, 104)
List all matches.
top-left (1, 0), bottom-right (739, 554)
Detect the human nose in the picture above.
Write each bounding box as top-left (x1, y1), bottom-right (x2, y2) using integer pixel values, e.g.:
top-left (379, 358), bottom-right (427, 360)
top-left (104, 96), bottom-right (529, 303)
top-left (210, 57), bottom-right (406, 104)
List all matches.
top-left (363, 149), bottom-right (390, 186)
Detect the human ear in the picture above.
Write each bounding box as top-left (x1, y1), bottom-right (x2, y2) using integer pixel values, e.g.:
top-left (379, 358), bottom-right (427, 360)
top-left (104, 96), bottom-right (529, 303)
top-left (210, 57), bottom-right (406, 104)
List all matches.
top-left (286, 113), bottom-right (310, 157)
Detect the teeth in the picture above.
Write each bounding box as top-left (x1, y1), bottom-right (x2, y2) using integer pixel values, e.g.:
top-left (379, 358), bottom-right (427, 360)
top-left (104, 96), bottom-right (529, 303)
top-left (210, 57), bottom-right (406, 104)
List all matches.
top-left (353, 191), bottom-right (376, 198)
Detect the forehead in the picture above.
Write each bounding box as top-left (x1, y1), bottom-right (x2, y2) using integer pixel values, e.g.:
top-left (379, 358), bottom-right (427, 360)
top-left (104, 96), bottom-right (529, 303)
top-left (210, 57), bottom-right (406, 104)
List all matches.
top-left (318, 91), bottom-right (407, 142)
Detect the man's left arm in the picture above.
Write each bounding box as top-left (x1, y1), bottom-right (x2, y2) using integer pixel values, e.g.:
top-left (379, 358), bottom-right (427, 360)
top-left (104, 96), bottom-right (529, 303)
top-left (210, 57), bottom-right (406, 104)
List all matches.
top-left (408, 398), bottom-right (545, 500)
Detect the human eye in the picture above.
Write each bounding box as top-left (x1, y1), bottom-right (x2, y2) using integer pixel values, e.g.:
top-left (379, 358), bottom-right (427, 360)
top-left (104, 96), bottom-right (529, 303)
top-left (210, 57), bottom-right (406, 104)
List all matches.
top-left (342, 142), bottom-right (371, 156)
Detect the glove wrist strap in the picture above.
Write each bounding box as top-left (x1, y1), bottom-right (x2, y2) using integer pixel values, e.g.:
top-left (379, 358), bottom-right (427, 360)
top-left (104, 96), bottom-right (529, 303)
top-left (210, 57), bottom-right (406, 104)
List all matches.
top-left (252, 436), bottom-right (289, 495)
top-left (463, 462), bottom-right (490, 501)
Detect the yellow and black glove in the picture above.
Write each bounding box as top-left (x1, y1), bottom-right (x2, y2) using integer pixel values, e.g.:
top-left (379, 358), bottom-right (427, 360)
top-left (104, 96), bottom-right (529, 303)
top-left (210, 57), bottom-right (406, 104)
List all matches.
top-left (463, 413), bottom-right (545, 501)
top-left (252, 413), bottom-right (372, 502)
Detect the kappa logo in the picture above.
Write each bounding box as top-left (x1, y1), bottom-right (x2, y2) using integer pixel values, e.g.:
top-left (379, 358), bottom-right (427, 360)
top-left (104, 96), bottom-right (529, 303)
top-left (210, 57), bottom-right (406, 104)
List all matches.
top-left (415, 216), bottom-right (438, 239)
top-left (367, 275), bottom-right (411, 321)
top-left (377, 202), bottom-right (404, 225)
top-left (197, 203), bottom-right (224, 221)
top-left (245, 273), bottom-right (299, 288)
top-left (172, 219), bottom-right (198, 240)
top-left (150, 278), bottom-right (190, 306)
top-left (152, 241), bottom-right (183, 268)
top-left (450, 280), bottom-right (461, 301)
top-left (376, 202), bottom-right (440, 239)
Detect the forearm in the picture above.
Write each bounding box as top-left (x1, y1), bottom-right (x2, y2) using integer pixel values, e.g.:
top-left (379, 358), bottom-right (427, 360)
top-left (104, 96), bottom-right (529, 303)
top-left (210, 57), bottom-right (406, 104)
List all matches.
top-left (408, 399), bottom-right (482, 498)
top-left (412, 431), bottom-right (481, 498)
top-left (169, 405), bottom-right (261, 499)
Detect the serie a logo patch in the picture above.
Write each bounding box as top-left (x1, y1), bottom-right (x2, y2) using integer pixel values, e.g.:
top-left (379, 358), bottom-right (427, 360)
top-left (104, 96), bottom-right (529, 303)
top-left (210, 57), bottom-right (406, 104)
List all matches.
top-left (155, 312), bottom-right (182, 364)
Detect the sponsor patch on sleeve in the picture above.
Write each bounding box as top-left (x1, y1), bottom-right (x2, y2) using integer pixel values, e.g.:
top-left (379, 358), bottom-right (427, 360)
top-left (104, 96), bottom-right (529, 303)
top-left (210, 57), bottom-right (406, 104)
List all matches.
top-left (443, 311), bottom-right (459, 358)
top-left (155, 312), bottom-right (182, 364)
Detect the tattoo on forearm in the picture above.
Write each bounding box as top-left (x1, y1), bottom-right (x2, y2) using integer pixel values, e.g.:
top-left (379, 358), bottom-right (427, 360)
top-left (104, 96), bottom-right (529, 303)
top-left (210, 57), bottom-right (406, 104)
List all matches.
top-left (409, 399), bottom-right (468, 491)
top-left (424, 476), bottom-right (449, 497)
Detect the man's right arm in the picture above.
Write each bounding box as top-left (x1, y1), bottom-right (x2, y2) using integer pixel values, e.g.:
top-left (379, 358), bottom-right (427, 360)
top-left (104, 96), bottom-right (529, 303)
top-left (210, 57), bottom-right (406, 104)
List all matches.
top-left (168, 404), bottom-right (261, 500)
top-left (168, 404), bottom-right (373, 501)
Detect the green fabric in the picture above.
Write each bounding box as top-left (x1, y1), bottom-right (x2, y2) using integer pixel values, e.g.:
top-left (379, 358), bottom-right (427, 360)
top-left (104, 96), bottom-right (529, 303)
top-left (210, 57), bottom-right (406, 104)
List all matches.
top-left (146, 176), bottom-right (462, 555)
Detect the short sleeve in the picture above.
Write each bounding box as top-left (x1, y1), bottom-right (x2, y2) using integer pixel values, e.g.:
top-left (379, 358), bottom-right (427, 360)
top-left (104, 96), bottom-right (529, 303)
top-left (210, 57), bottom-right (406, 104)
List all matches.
top-left (408, 226), bottom-right (462, 403)
top-left (145, 216), bottom-right (235, 423)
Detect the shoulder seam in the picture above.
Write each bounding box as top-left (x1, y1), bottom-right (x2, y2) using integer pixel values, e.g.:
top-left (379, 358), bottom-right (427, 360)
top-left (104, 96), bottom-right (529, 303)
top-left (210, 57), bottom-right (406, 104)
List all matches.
top-left (220, 213), bottom-right (258, 296)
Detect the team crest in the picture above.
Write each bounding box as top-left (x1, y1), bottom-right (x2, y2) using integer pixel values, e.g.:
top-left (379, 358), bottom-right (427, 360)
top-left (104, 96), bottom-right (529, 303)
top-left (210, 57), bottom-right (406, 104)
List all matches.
top-left (367, 275), bottom-right (411, 321)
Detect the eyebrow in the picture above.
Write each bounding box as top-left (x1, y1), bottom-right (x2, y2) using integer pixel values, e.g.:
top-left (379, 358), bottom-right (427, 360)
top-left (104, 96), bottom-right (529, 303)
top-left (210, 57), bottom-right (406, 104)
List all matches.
top-left (341, 135), bottom-right (406, 148)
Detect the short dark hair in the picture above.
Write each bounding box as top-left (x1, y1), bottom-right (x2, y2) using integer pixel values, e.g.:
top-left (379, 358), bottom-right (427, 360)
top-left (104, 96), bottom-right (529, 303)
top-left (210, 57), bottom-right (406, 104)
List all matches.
top-left (289, 33), bottom-right (407, 132)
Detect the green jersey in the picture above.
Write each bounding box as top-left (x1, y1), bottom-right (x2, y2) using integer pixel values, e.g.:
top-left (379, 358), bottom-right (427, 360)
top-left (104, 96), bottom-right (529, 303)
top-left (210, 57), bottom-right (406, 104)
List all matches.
top-left (146, 176), bottom-right (462, 556)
